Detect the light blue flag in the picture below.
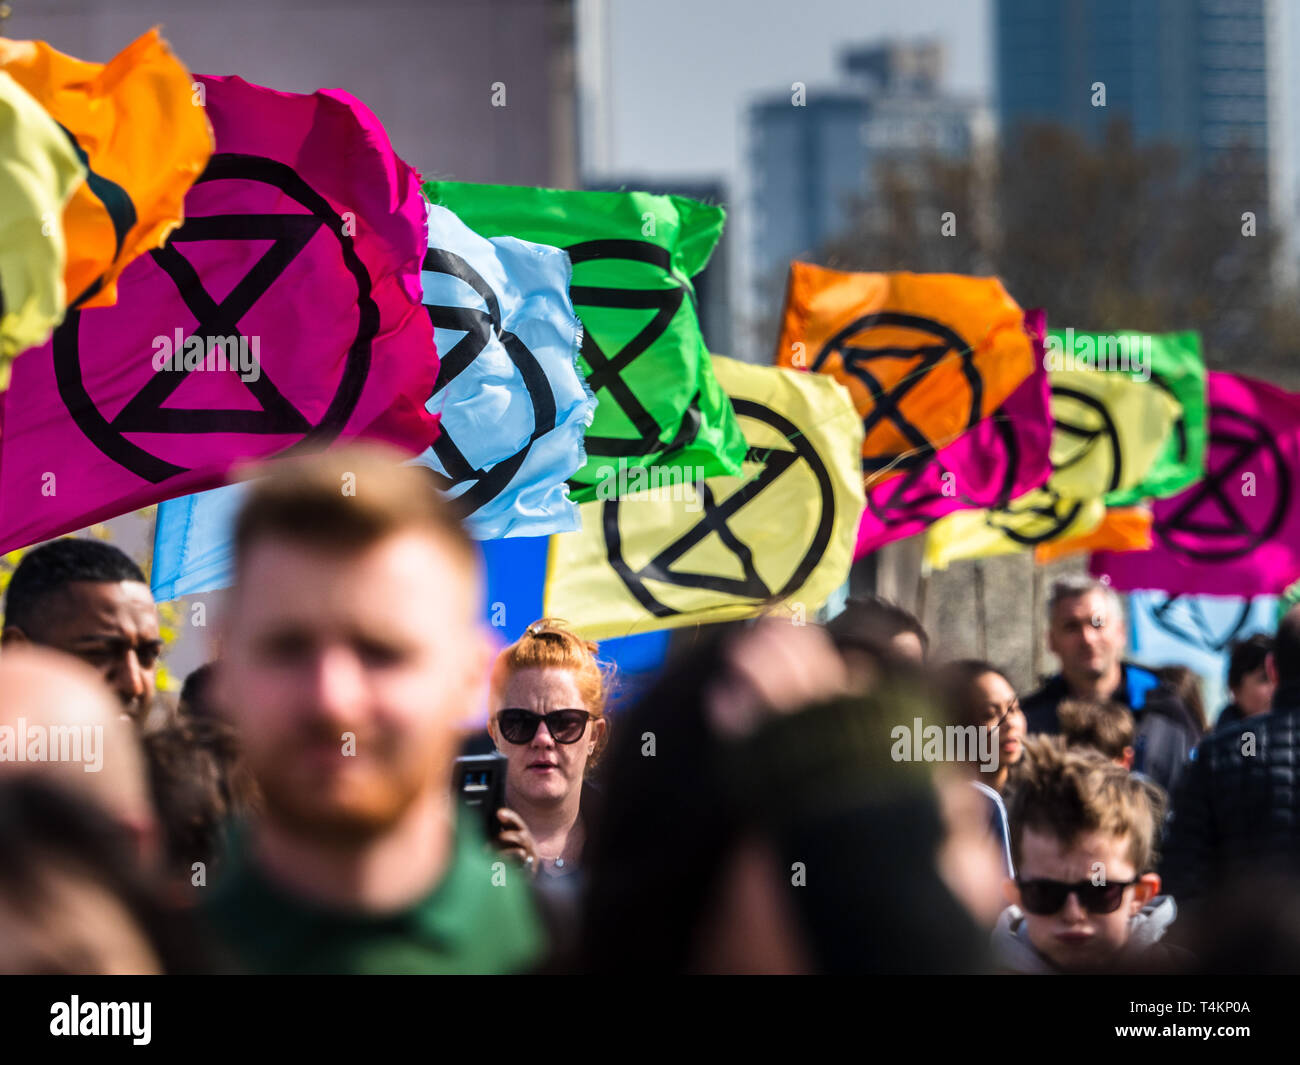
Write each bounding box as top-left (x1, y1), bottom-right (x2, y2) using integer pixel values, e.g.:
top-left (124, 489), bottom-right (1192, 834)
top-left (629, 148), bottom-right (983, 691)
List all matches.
top-left (1128, 590), bottom-right (1277, 724)
top-left (420, 201), bottom-right (594, 537)
top-left (152, 203), bottom-right (596, 598)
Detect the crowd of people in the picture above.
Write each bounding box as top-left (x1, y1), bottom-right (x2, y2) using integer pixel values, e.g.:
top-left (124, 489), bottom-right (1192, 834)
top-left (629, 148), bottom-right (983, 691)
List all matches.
top-left (1, 443), bottom-right (1298, 973)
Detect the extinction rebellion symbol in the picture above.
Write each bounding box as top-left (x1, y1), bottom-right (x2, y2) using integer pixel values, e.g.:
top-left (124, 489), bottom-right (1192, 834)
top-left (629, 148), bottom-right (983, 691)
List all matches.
top-left (421, 246), bottom-right (556, 516)
top-left (1155, 407), bottom-right (1290, 563)
top-left (813, 312), bottom-right (983, 475)
top-left (602, 398), bottom-right (835, 619)
top-left (567, 239), bottom-right (703, 461)
top-left (53, 153), bottom-right (373, 484)
top-left (982, 385), bottom-right (1122, 546)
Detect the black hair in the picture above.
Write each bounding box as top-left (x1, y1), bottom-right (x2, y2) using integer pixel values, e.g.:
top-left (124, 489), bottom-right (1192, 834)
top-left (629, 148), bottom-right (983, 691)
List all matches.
top-left (574, 623), bottom-right (986, 974)
top-left (178, 663), bottom-right (216, 722)
top-left (4, 538), bottom-right (148, 637)
top-left (826, 594), bottom-right (930, 663)
top-left (938, 659), bottom-right (1016, 729)
top-left (1227, 633), bottom-right (1273, 691)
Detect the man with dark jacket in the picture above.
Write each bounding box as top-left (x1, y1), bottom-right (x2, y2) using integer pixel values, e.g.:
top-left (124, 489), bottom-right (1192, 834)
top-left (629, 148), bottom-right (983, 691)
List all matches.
top-left (1021, 576), bottom-right (1200, 796)
top-left (1161, 606), bottom-right (1300, 905)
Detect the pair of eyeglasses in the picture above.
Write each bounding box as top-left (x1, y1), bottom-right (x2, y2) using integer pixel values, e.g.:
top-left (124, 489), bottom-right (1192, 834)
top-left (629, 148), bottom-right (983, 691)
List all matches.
top-left (1016, 877), bottom-right (1139, 915)
top-left (985, 703), bottom-right (1019, 730)
top-left (496, 708), bottom-right (592, 745)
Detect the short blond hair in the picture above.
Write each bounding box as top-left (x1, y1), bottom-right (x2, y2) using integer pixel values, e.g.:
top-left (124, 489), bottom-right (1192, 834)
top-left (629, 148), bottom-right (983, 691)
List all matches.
top-left (1008, 737), bottom-right (1164, 873)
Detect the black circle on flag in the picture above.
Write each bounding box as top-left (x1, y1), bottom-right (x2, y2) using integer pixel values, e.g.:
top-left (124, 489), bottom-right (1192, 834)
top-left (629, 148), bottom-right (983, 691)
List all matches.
top-left (812, 311), bottom-right (983, 475)
top-left (1156, 407), bottom-right (1290, 563)
top-left (420, 246), bottom-right (557, 515)
top-left (979, 385), bottom-right (1120, 546)
top-left (53, 153), bottom-right (375, 484)
top-left (565, 238), bottom-right (701, 461)
top-left (866, 410), bottom-right (1021, 522)
top-left (1149, 594), bottom-right (1257, 653)
top-left (602, 398), bottom-right (835, 619)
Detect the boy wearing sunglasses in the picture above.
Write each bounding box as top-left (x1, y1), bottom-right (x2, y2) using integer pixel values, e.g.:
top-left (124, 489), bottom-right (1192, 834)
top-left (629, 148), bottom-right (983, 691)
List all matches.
top-left (993, 738), bottom-right (1175, 973)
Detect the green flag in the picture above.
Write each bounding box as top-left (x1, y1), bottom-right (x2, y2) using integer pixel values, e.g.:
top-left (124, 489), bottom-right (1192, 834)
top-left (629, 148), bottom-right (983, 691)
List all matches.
top-left (1279, 578), bottom-right (1300, 626)
top-left (423, 181), bottom-right (746, 501)
top-left (1044, 329), bottom-right (1206, 504)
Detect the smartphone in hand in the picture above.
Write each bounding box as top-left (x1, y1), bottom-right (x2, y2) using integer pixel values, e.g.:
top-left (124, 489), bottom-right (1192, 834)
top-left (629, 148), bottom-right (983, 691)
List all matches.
top-left (451, 753), bottom-right (508, 842)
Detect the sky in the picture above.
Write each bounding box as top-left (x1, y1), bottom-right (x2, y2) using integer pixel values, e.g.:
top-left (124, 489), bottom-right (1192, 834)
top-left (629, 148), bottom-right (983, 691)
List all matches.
top-left (585, 0), bottom-right (993, 341)
top-left (594, 0), bottom-right (991, 182)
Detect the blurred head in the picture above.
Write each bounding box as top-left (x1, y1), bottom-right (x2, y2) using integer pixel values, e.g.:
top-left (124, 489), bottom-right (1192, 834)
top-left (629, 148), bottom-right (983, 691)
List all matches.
top-left (143, 711), bottom-right (259, 896)
top-left (1155, 664), bottom-right (1207, 734)
top-left (0, 646), bottom-right (156, 865)
top-left (1228, 633), bottom-right (1274, 716)
top-left (1057, 697), bottom-right (1136, 767)
top-left (488, 619), bottom-right (610, 809)
top-left (2, 538), bottom-right (161, 720)
top-left (827, 595), bottom-right (928, 687)
top-left (577, 625), bottom-right (988, 974)
top-left (0, 777), bottom-right (206, 974)
top-left (1006, 739), bottom-right (1163, 972)
top-left (940, 660), bottom-right (1025, 778)
top-left (214, 446), bottom-right (491, 845)
top-left (1046, 577), bottom-right (1126, 687)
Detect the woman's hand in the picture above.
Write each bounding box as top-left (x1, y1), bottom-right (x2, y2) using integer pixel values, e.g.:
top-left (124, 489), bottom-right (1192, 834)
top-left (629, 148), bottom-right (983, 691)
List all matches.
top-left (495, 807), bottom-right (541, 878)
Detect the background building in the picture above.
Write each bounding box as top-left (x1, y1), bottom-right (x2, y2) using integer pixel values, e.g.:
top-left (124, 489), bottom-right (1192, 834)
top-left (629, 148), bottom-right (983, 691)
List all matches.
top-left (748, 40), bottom-right (991, 323)
top-left (6, 0), bottom-right (578, 188)
top-left (995, 0), bottom-right (1295, 275)
top-left (586, 178), bottom-right (733, 358)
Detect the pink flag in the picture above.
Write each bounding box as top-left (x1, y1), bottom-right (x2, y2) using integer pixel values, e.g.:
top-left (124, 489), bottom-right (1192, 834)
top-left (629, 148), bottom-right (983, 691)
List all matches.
top-left (0, 75), bottom-right (437, 552)
top-left (855, 310), bottom-right (1053, 558)
top-left (1091, 372), bottom-right (1300, 596)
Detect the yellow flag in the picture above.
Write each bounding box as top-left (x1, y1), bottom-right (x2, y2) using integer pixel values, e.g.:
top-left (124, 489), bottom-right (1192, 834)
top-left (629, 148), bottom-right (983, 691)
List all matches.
top-left (924, 369), bottom-right (1179, 568)
top-left (774, 263), bottom-right (1036, 479)
top-left (544, 355), bottom-right (865, 638)
top-left (0, 28), bottom-right (212, 309)
top-left (0, 70), bottom-right (85, 375)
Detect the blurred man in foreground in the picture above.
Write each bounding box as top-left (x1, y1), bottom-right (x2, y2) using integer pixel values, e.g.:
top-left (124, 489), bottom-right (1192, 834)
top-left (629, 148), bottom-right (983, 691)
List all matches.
top-left (2, 538), bottom-right (164, 727)
top-left (203, 446), bottom-right (545, 973)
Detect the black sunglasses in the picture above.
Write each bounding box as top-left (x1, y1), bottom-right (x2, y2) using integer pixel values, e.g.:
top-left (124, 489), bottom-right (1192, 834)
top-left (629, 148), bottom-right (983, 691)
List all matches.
top-left (1016, 876), bottom-right (1140, 916)
top-left (496, 708), bottom-right (592, 745)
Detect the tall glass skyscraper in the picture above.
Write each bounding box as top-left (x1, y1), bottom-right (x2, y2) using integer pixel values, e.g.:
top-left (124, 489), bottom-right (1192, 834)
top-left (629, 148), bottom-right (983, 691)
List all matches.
top-left (995, 0), bottom-right (1276, 184)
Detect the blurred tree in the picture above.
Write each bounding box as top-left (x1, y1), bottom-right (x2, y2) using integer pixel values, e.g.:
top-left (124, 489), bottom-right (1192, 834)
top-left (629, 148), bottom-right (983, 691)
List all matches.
top-left (812, 119), bottom-right (1300, 386)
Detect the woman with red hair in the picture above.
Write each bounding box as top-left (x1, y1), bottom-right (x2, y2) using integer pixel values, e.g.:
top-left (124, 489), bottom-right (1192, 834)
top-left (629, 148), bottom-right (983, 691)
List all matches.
top-left (488, 619), bottom-right (611, 882)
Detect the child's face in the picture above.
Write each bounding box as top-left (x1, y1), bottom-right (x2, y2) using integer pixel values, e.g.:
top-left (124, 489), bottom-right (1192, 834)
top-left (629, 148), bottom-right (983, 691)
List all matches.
top-left (1011, 828), bottom-right (1155, 971)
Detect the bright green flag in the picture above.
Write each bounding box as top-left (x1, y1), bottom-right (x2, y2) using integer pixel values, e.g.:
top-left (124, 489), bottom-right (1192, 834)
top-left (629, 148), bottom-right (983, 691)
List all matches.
top-left (1044, 329), bottom-right (1206, 503)
top-left (1279, 577), bottom-right (1300, 626)
top-left (423, 181), bottom-right (746, 501)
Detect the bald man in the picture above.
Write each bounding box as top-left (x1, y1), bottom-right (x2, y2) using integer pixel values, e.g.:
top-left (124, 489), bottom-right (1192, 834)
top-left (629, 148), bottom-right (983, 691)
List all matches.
top-left (0, 646), bottom-right (157, 865)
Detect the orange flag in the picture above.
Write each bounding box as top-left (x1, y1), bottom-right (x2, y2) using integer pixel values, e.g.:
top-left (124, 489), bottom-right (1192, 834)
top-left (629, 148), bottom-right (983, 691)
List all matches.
top-left (1033, 506), bottom-right (1153, 565)
top-left (0, 28), bottom-right (212, 309)
top-left (775, 263), bottom-right (1037, 480)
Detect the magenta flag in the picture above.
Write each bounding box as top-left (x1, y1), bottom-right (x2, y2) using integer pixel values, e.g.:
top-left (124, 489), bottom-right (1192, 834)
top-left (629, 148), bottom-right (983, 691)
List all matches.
top-left (0, 75), bottom-right (438, 552)
top-left (855, 310), bottom-right (1053, 558)
top-left (1091, 372), bottom-right (1300, 596)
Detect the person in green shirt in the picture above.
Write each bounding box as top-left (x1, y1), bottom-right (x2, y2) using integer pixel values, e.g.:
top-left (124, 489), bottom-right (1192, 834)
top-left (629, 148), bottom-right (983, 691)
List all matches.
top-left (199, 445), bottom-right (546, 974)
